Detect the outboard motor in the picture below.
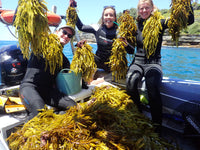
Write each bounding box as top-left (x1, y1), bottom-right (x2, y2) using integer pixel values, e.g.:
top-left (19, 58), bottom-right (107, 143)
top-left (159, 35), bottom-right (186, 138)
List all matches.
top-left (0, 45), bottom-right (27, 87)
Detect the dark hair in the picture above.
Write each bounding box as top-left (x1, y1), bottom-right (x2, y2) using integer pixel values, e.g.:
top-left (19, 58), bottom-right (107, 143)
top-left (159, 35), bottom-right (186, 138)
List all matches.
top-left (123, 9), bottom-right (130, 14)
top-left (100, 6), bottom-right (117, 27)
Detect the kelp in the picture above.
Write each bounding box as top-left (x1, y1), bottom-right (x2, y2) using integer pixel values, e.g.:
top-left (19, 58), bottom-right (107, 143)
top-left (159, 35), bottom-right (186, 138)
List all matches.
top-left (41, 34), bottom-right (63, 75)
top-left (117, 12), bottom-right (137, 47)
top-left (142, 11), bottom-right (164, 59)
top-left (70, 42), bottom-right (97, 82)
top-left (8, 86), bottom-right (178, 150)
top-left (168, 0), bottom-right (192, 46)
top-left (66, 6), bottom-right (77, 28)
top-left (108, 12), bottom-right (137, 82)
top-left (108, 38), bottom-right (128, 81)
top-left (14, 0), bottom-right (50, 59)
top-left (66, 6), bottom-right (97, 82)
top-left (14, 0), bottom-right (65, 75)
top-left (65, 6), bottom-right (78, 55)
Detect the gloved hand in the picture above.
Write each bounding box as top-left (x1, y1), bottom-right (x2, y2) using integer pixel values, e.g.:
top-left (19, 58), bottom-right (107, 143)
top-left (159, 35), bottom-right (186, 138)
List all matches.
top-left (69, 0), bottom-right (77, 7)
top-left (119, 37), bottom-right (128, 47)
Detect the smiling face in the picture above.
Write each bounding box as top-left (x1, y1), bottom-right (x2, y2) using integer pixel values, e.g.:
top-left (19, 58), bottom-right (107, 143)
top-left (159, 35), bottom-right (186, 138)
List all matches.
top-left (102, 7), bottom-right (116, 28)
top-left (138, 0), bottom-right (153, 20)
top-left (56, 27), bottom-right (73, 45)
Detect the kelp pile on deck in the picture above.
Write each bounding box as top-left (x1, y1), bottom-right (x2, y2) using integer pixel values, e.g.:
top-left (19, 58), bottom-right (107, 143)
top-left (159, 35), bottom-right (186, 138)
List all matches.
top-left (8, 86), bottom-right (177, 150)
top-left (108, 12), bottom-right (137, 82)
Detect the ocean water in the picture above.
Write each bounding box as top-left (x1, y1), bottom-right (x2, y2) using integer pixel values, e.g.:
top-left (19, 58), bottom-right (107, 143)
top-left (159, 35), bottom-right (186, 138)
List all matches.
top-left (1, 40), bottom-right (200, 81)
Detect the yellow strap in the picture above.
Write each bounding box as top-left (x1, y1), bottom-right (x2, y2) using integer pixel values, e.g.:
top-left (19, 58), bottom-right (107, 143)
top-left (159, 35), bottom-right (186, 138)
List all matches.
top-left (5, 105), bottom-right (26, 113)
top-left (7, 97), bottom-right (23, 105)
top-left (0, 95), bottom-right (26, 113)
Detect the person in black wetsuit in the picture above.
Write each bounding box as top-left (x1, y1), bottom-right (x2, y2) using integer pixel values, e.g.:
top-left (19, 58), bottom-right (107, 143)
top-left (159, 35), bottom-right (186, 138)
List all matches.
top-left (126, 0), bottom-right (194, 133)
top-left (19, 25), bottom-right (79, 120)
top-left (69, 0), bottom-right (134, 76)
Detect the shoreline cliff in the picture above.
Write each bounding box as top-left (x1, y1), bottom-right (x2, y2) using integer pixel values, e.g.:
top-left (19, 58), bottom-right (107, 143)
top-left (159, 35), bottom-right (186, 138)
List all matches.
top-left (76, 32), bottom-right (200, 48)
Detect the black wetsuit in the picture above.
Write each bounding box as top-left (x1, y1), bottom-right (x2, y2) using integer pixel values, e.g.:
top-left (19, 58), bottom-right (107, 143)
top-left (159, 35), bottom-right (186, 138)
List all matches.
top-left (76, 17), bottom-right (134, 72)
top-left (126, 8), bottom-right (194, 129)
top-left (19, 53), bottom-right (77, 120)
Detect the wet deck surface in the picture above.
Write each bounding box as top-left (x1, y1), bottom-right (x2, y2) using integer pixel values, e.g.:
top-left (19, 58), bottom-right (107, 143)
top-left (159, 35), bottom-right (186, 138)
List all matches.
top-left (161, 126), bottom-right (200, 150)
top-left (142, 109), bottom-right (200, 150)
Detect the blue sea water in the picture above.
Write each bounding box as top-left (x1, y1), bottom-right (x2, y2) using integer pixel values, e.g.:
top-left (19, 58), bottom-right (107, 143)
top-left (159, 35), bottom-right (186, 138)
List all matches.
top-left (1, 40), bottom-right (200, 81)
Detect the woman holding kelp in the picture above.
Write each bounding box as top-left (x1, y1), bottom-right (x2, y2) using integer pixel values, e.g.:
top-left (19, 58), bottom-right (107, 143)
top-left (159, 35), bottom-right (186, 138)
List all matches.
top-left (126, 0), bottom-right (194, 134)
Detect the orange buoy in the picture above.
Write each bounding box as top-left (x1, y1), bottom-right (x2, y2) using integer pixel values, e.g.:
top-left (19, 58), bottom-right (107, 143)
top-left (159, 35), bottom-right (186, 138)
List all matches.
top-left (0, 10), bottom-right (14, 25)
top-left (47, 12), bottom-right (61, 26)
top-left (0, 10), bottom-right (62, 26)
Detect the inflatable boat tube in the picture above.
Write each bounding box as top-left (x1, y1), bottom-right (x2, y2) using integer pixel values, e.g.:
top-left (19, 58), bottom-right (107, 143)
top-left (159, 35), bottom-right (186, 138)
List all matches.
top-left (0, 10), bottom-right (61, 26)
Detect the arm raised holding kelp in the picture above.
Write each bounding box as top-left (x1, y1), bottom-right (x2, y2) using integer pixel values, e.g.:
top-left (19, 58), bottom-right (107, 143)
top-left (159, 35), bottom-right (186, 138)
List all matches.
top-left (168, 0), bottom-right (194, 45)
top-left (69, 0), bottom-right (134, 82)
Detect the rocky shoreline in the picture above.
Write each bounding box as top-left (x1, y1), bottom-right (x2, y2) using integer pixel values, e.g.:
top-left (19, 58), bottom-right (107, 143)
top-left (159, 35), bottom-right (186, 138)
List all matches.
top-left (76, 32), bottom-right (200, 48)
top-left (162, 35), bottom-right (200, 48)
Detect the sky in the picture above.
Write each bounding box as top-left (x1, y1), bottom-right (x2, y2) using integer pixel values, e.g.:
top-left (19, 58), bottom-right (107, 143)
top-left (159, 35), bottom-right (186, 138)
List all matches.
top-left (0, 0), bottom-right (171, 41)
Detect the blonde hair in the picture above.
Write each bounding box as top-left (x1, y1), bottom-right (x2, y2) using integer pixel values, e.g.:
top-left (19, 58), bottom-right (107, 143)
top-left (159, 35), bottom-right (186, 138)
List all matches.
top-left (137, 0), bottom-right (158, 20)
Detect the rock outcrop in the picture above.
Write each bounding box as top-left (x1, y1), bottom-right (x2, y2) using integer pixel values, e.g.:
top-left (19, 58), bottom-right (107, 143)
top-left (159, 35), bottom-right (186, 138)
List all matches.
top-left (75, 32), bottom-right (200, 48)
top-left (162, 35), bottom-right (200, 47)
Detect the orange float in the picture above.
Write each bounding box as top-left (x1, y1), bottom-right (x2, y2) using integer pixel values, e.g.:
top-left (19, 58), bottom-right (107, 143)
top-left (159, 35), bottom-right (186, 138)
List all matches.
top-left (0, 9), bottom-right (62, 26)
top-left (0, 10), bottom-right (14, 25)
top-left (47, 12), bottom-right (62, 26)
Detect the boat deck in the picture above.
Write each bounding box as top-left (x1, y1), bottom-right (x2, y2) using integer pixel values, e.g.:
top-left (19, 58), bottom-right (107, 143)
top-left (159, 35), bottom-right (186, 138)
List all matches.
top-left (0, 74), bottom-right (199, 150)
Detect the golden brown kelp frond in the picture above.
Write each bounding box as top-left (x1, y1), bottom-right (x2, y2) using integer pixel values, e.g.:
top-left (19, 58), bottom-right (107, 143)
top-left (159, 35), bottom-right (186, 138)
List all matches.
top-left (7, 107), bottom-right (57, 150)
top-left (66, 6), bottom-right (77, 28)
top-left (41, 34), bottom-right (63, 74)
top-left (142, 11), bottom-right (164, 59)
top-left (108, 38), bottom-right (128, 82)
top-left (118, 12), bottom-right (137, 47)
top-left (168, 0), bottom-right (192, 46)
top-left (14, 0), bottom-right (65, 75)
top-left (70, 42), bottom-right (97, 82)
top-left (108, 12), bottom-right (137, 82)
top-left (14, 0), bottom-right (50, 59)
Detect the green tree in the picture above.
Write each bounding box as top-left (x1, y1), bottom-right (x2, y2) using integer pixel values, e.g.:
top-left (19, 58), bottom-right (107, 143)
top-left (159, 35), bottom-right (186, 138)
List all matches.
top-left (192, 2), bottom-right (200, 10)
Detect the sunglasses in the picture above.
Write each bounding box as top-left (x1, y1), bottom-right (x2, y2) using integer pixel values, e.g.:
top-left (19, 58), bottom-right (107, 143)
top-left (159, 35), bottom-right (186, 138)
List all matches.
top-left (62, 30), bottom-right (73, 38)
top-left (104, 5), bottom-right (115, 9)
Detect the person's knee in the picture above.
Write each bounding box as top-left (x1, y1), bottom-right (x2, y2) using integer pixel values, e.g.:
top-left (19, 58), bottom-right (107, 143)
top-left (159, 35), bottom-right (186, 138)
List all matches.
top-left (126, 71), bottom-right (142, 92)
top-left (145, 69), bottom-right (162, 88)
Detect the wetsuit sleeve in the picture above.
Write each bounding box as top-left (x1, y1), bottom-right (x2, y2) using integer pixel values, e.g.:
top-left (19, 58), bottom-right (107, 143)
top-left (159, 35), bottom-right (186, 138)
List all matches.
top-left (126, 43), bottom-right (135, 54)
top-left (62, 54), bottom-right (70, 69)
top-left (188, 6), bottom-right (194, 25)
top-left (76, 16), bottom-right (96, 34)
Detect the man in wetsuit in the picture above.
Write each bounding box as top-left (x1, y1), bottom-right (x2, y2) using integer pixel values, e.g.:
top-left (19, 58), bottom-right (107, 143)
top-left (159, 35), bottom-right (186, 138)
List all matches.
top-left (19, 25), bottom-right (77, 120)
